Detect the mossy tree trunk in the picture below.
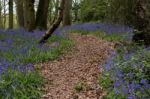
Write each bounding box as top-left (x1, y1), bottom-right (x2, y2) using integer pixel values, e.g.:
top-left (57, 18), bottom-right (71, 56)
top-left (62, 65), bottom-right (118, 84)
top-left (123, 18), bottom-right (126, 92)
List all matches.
top-left (23, 0), bottom-right (35, 31)
top-left (39, 0), bottom-right (65, 43)
top-left (8, 0), bottom-right (13, 29)
top-left (15, 0), bottom-right (24, 27)
top-left (36, 0), bottom-right (50, 30)
top-left (62, 0), bottom-right (72, 26)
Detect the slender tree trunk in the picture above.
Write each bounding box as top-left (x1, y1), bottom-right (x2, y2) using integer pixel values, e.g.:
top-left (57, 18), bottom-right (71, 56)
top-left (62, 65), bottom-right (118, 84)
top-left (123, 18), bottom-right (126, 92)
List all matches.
top-left (73, 0), bottom-right (79, 22)
top-left (51, 0), bottom-right (59, 24)
top-left (74, 10), bottom-right (78, 22)
top-left (48, 0), bottom-right (52, 25)
top-left (36, 0), bottom-right (50, 30)
top-left (0, 1), bottom-right (2, 28)
top-left (23, 0), bottom-right (35, 31)
top-left (39, 0), bottom-right (65, 43)
top-left (3, 0), bottom-right (6, 28)
top-left (15, 0), bottom-right (24, 27)
top-left (74, 0), bottom-right (77, 21)
top-left (9, 0), bottom-right (13, 29)
top-left (62, 0), bottom-right (72, 26)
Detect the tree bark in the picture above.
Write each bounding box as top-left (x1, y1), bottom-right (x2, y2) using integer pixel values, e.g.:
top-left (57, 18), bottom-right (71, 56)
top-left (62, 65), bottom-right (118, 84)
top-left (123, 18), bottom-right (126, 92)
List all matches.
top-left (39, 0), bottom-right (65, 43)
top-left (62, 0), bottom-right (72, 26)
top-left (36, 0), bottom-right (50, 30)
top-left (9, 0), bottom-right (13, 29)
top-left (15, 0), bottom-right (24, 27)
top-left (23, 0), bottom-right (35, 31)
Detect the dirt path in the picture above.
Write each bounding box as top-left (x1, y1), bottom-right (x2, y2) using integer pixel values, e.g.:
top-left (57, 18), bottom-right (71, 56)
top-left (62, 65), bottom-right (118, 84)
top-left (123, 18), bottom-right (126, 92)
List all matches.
top-left (39, 33), bottom-right (114, 99)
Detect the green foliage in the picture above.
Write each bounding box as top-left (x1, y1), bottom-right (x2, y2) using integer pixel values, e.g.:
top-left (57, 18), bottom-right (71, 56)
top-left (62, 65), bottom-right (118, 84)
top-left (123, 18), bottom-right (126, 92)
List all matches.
top-left (74, 81), bottom-right (87, 92)
top-left (79, 0), bottom-right (138, 25)
top-left (107, 0), bottom-right (136, 25)
top-left (23, 35), bottom-right (74, 63)
top-left (1, 35), bottom-right (74, 64)
top-left (98, 74), bottom-right (126, 99)
top-left (69, 29), bottom-right (90, 35)
top-left (80, 0), bottom-right (108, 22)
top-left (103, 91), bottom-right (126, 99)
top-left (0, 34), bottom-right (74, 98)
top-left (0, 69), bottom-right (43, 99)
top-left (98, 73), bottom-right (113, 89)
top-left (99, 45), bottom-right (150, 98)
top-left (103, 33), bottom-right (127, 42)
top-left (69, 29), bottom-right (126, 42)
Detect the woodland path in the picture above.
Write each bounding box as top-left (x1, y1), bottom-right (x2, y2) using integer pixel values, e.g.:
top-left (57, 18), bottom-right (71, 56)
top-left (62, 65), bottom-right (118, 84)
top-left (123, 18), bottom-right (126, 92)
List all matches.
top-left (39, 33), bottom-right (114, 99)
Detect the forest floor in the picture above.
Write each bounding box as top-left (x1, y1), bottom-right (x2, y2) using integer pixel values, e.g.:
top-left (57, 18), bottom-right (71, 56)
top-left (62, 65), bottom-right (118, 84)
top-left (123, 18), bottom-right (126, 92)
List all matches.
top-left (38, 33), bottom-right (115, 99)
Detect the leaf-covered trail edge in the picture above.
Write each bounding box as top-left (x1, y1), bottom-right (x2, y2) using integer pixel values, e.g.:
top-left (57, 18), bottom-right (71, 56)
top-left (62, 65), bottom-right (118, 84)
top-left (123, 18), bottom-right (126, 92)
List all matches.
top-left (37, 33), bottom-right (115, 99)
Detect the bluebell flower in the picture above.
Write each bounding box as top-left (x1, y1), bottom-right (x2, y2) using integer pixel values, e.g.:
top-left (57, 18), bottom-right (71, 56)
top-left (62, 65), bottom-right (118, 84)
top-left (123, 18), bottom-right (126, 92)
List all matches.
top-left (114, 81), bottom-right (121, 87)
top-left (140, 79), bottom-right (147, 84)
top-left (127, 96), bottom-right (135, 99)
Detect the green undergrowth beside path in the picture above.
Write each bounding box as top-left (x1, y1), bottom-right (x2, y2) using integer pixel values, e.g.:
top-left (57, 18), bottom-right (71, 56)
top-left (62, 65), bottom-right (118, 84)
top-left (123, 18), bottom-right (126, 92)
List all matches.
top-left (0, 34), bottom-right (74, 99)
top-left (70, 29), bottom-right (150, 99)
top-left (69, 29), bottom-right (128, 42)
top-left (23, 35), bottom-right (74, 64)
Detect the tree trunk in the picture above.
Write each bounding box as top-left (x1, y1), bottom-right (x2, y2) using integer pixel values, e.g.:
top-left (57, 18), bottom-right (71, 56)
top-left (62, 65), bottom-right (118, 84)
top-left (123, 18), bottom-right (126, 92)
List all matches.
top-left (36, 0), bottom-right (50, 30)
top-left (39, 0), bottom-right (65, 43)
top-left (51, 0), bottom-right (59, 24)
top-left (73, 0), bottom-right (79, 22)
top-left (74, 9), bottom-right (78, 22)
top-left (62, 0), bottom-right (72, 26)
top-left (15, 0), bottom-right (24, 27)
top-left (23, 0), bottom-right (35, 31)
top-left (132, 0), bottom-right (150, 46)
top-left (47, 0), bottom-right (52, 26)
top-left (9, 0), bottom-right (13, 29)
top-left (0, 1), bottom-right (2, 28)
top-left (3, 0), bottom-right (6, 28)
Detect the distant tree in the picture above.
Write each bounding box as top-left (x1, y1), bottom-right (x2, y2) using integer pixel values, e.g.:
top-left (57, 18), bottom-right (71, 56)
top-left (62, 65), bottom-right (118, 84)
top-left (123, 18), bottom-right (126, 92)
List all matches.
top-left (39, 0), bottom-right (65, 43)
top-left (80, 0), bottom-right (107, 22)
top-left (15, 0), bottom-right (24, 27)
top-left (72, 0), bottom-right (80, 22)
top-left (51, 0), bottom-right (59, 24)
top-left (3, 0), bottom-right (6, 28)
top-left (36, 0), bottom-right (50, 30)
top-left (107, 0), bottom-right (136, 24)
top-left (23, 0), bottom-right (35, 31)
top-left (8, 0), bottom-right (13, 29)
top-left (47, 0), bottom-right (52, 25)
top-left (62, 0), bottom-right (72, 26)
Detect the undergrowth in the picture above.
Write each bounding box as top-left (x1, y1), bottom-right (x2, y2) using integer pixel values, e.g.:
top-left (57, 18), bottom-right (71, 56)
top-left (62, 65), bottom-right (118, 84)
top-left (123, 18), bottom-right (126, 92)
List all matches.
top-left (0, 69), bottom-right (43, 99)
top-left (0, 32), bottom-right (74, 98)
top-left (69, 29), bottom-right (150, 99)
top-left (69, 29), bottom-right (129, 42)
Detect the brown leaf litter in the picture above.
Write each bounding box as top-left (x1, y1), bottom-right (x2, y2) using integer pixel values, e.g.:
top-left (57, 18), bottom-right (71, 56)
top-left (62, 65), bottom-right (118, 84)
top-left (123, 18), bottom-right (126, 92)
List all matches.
top-left (37, 33), bottom-right (115, 99)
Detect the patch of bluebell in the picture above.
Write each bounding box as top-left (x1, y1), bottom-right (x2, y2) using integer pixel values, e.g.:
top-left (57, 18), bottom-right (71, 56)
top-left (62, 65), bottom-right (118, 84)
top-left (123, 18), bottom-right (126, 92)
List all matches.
top-left (104, 45), bottom-right (150, 99)
top-left (0, 23), bottom-right (133, 74)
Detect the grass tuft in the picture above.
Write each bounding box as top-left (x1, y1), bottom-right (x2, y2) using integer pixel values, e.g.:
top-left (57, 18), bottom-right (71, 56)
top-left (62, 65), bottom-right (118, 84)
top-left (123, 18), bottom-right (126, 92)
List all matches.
top-left (74, 81), bottom-right (87, 92)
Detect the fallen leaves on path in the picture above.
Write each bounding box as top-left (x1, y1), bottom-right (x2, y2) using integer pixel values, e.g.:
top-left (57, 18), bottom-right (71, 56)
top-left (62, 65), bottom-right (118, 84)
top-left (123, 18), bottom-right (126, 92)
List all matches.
top-left (38, 33), bottom-right (114, 99)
